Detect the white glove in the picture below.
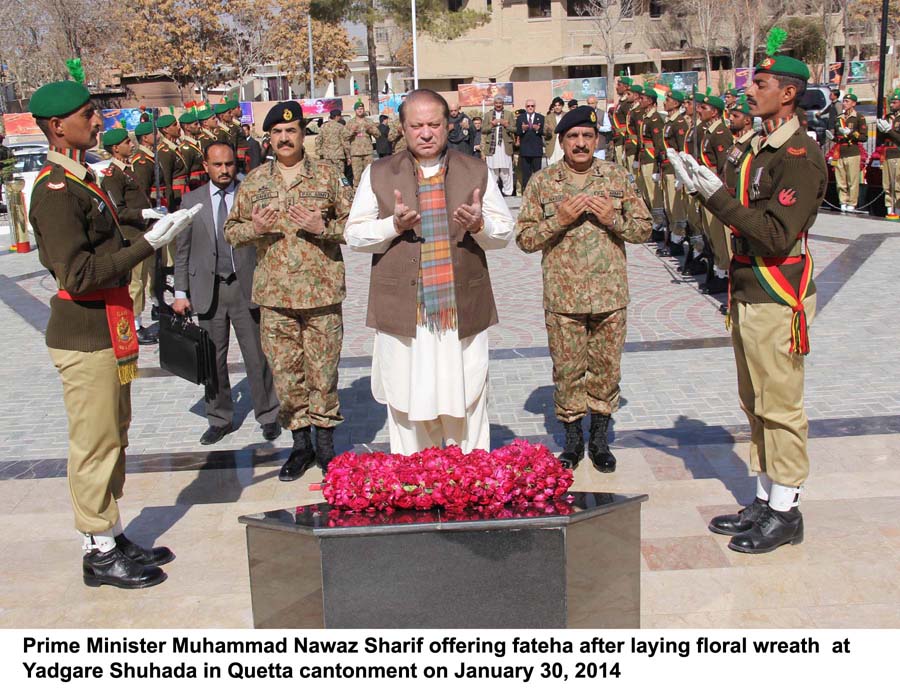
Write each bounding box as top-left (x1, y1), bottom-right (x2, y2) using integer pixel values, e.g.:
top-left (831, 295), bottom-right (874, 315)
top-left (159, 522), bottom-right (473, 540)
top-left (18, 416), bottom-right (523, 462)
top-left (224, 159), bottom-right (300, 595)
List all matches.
top-left (143, 203), bottom-right (203, 250)
top-left (651, 173), bottom-right (660, 182)
top-left (683, 154), bottom-right (724, 199)
top-left (876, 119), bottom-right (891, 133)
top-left (631, 159), bottom-right (640, 170)
top-left (142, 208), bottom-right (165, 221)
top-left (674, 179), bottom-right (683, 191)
top-left (825, 130), bottom-right (834, 141)
top-left (667, 149), bottom-right (697, 194)
top-left (839, 127), bottom-right (851, 136)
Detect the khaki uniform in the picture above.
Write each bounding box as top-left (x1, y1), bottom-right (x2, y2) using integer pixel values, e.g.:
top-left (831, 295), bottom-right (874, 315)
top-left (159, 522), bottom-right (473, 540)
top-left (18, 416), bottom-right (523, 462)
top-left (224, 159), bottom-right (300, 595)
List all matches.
top-left (343, 115), bottom-right (380, 186)
top-left (178, 136), bottom-right (207, 190)
top-left (624, 101), bottom-right (641, 170)
top-left (224, 154), bottom-right (352, 430)
top-left (30, 150), bottom-right (154, 533)
top-left (831, 109), bottom-right (867, 208)
top-left (662, 110), bottom-right (689, 235)
top-left (882, 109), bottom-right (900, 211)
top-left (515, 159), bottom-right (652, 421)
top-left (682, 120), bottom-right (705, 236)
top-left (100, 159), bottom-right (154, 317)
top-left (701, 117), bottom-right (826, 487)
top-left (610, 98), bottom-right (631, 164)
top-left (699, 118), bottom-right (734, 270)
top-left (317, 119), bottom-right (350, 176)
top-left (638, 107), bottom-right (667, 227)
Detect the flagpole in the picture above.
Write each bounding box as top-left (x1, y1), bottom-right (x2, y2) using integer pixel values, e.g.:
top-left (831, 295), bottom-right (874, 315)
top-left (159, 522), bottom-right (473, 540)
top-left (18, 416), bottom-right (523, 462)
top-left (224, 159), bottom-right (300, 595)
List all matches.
top-left (412, 0), bottom-right (419, 89)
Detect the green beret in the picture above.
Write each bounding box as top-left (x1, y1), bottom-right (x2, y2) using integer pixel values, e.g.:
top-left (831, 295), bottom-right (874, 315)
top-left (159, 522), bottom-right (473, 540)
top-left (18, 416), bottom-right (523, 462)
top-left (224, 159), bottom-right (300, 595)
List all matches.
top-left (102, 129), bottom-right (129, 148)
top-left (353, 100), bottom-right (364, 109)
top-left (225, 99), bottom-right (240, 110)
top-left (668, 90), bottom-right (686, 103)
top-left (179, 111), bottom-right (198, 125)
top-left (29, 80), bottom-right (92, 119)
top-left (755, 55), bottom-right (810, 82)
top-left (554, 105), bottom-right (599, 135)
top-left (618, 76), bottom-right (633, 87)
top-left (844, 91), bottom-right (859, 103)
top-left (725, 89), bottom-right (739, 98)
top-left (890, 90), bottom-right (900, 102)
top-left (629, 84), bottom-right (644, 96)
top-left (156, 114), bottom-right (176, 128)
top-left (197, 108), bottom-right (215, 121)
top-left (694, 89), bottom-right (725, 111)
top-left (730, 96), bottom-right (752, 115)
top-left (642, 83), bottom-right (658, 100)
top-left (134, 121), bottom-right (154, 137)
top-left (213, 102), bottom-right (230, 115)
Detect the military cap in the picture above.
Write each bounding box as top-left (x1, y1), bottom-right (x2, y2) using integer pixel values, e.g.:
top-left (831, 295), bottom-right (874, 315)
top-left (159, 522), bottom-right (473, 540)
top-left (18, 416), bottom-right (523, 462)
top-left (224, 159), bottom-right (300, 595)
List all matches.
top-left (156, 114), bottom-right (176, 128)
top-left (197, 107), bottom-right (215, 121)
top-left (844, 89), bottom-right (859, 103)
top-left (629, 84), bottom-right (644, 96)
top-left (668, 89), bottom-right (686, 103)
top-left (730, 96), bottom-right (752, 115)
top-left (179, 110), bottom-right (198, 124)
top-left (29, 80), bottom-right (92, 119)
top-left (354, 100), bottom-right (364, 109)
top-left (213, 102), bottom-right (231, 115)
top-left (134, 121), bottom-right (154, 137)
top-left (329, 108), bottom-right (342, 118)
top-left (618, 72), bottom-right (633, 87)
top-left (890, 89), bottom-right (900, 102)
top-left (263, 100), bottom-right (304, 132)
top-left (725, 84), bottom-right (738, 98)
top-left (225, 99), bottom-right (240, 110)
top-left (642, 83), bottom-right (659, 100)
top-left (694, 88), bottom-right (725, 111)
top-left (755, 27), bottom-right (811, 82)
top-left (101, 128), bottom-right (129, 148)
top-left (554, 105), bottom-right (599, 135)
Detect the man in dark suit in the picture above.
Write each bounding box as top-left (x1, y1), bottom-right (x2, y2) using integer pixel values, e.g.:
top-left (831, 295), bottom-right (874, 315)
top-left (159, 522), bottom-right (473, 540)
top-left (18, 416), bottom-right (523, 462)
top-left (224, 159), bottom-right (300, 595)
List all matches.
top-left (242, 124), bottom-right (263, 171)
top-left (172, 142), bottom-right (280, 445)
top-left (515, 99), bottom-right (546, 191)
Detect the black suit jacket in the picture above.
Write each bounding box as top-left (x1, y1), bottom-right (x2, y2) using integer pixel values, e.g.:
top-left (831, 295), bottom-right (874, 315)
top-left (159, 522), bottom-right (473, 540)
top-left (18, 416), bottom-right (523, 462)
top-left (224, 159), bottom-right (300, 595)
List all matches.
top-left (516, 112), bottom-right (546, 157)
top-left (174, 183), bottom-right (257, 315)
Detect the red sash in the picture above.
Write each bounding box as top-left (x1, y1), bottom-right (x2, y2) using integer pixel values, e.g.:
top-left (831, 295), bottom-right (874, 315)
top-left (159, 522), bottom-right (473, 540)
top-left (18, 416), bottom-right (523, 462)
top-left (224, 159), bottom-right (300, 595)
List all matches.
top-left (57, 288), bottom-right (139, 384)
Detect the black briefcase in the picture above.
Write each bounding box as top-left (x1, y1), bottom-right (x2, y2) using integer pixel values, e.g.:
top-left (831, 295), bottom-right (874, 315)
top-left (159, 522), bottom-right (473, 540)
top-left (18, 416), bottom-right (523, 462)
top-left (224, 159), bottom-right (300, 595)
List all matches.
top-left (158, 312), bottom-right (217, 401)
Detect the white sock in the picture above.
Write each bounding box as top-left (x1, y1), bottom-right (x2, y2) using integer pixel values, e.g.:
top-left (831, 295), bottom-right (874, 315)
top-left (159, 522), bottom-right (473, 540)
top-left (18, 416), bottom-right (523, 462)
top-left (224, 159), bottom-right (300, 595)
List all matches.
top-left (756, 472), bottom-right (772, 501)
top-left (769, 482), bottom-right (802, 512)
top-left (82, 531), bottom-right (116, 553)
top-left (887, 207), bottom-right (894, 215)
top-left (670, 232), bottom-right (685, 243)
top-left (714, 267), bottom-right (728, 279)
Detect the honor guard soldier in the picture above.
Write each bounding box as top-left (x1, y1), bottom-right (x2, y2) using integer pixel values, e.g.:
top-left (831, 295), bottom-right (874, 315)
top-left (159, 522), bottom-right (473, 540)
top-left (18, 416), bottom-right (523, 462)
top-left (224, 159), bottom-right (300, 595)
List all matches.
top-left (723, 85), bottom-right (738, 115)
top-left (723, 96), bottom-right (756, 201)
top-left (28, 76), bottom-right (199, 587)
top-left (875, 89), bottom-right (900, 220)
top-left (669, 28), bottom-right (826, 553)
top-left (660, 89), bottom-right (689, 257)
top-left (156, 112), bottom-right (187, 210)
top-left (198, 106), bottom-right (219, 152)
top-left (224, 101), bottom-right (352, 480)
top-left (318, 108), bottom-right (351, 176)
top-left (130, 120), bottom-right (163, 206)
top-left (610, 73), bottom-right (634, 165)
top-left (636, 83), bottom-right (667, 239)
top-left (680, 95), bottom-right (706, 274)
top-left (100, 127), bottom-right (164, 344)
top-left (695, 88), bottom-right (734, 295)
top-left (344, 100), bottom-right (380, 187)
top-left (829, 88), bottom-right (867, 213)
top-left (624, 84), bottom-right (642, 171)
top-left (229, 100), bottom-right (252, 172)
top-left (515, 106), bottom-right (652, 472)
top-left (178, 109), bottom-right (207, 190)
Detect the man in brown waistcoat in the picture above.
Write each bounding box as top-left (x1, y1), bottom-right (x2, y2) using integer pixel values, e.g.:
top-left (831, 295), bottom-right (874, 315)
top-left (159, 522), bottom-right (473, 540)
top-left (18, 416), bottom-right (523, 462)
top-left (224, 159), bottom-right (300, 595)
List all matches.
top-left (345, 89), bottom-right (515, 455)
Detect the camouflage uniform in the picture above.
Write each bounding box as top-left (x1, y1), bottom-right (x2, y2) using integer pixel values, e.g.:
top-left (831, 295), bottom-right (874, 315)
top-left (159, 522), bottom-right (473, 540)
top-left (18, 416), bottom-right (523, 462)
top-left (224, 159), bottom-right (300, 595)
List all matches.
top-left (343, 115), bottom-right (380, 186)
top-left (388, 118), bottom-right (407, 153)
top-left (515, 159), bottom-right (652, 421)
top-left (223, 154), bottom-right (352, 431)
top-left (317, 119), bottom-right (350, 176)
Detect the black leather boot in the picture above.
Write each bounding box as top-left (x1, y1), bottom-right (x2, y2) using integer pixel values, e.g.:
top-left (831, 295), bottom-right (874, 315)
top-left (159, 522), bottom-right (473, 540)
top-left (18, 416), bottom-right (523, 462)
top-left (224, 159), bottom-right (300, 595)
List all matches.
top-left (708, 498), bottom-right (768, 536)
top-left (279, 426), bottom-right (316, 481)
top-left (115, 534), bottom-right (175, 567)
top-left (728, 506), bottom-right (804, 554)
top-left (315, 426), bottom-right (336, 473)
top-left (588, 412), bottom-right (617, 472)
top-left (83, 547), bottom-right (167, 589)
top-left (558, 419), bottom-right (584, 470)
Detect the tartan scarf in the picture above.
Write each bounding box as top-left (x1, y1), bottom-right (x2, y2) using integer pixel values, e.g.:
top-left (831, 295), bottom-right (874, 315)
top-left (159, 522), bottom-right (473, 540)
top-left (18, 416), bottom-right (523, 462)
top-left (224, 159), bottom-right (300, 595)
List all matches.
top-left (416, 161), bottom-right (457, 332)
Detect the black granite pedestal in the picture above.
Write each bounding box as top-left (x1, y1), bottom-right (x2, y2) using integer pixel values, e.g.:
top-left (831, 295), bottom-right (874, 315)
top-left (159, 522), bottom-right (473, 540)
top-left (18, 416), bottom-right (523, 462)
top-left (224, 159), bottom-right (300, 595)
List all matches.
top-left (238, 491), bottom-right (647, 629)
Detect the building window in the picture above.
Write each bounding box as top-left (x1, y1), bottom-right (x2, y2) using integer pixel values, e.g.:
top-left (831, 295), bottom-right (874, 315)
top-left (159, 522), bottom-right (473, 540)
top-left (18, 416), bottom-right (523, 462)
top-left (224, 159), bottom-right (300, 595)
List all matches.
top-left (567, 0), bottom-right (591, 16)
top-left (621, 0), bottom-right (634, 19)
top-left (375, 27), bottom-right (389, 44)
top-left (448, 0), bottom-right (464, 10)
top-left (568, 65), bottom-right (604, 79)
top-left (649, 0), bottom-right (663, 18)
top-left (528, 0), bottom-right (552, 19)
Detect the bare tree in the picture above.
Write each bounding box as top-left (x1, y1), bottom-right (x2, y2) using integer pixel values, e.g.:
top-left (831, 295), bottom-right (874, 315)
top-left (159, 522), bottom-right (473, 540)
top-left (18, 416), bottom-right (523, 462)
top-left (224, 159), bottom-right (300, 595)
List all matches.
top-left (581, 0), bottom-right (630, 82)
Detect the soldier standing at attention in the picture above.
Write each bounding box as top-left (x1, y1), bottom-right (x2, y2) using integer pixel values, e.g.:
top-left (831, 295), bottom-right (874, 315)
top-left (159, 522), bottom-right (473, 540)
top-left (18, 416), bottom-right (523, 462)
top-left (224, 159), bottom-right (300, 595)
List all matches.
top-left (344, 100), bottom-right (380, 187)
top-left (876, 90), bottom-right (900, 220)
top-left (636, 83), bottom-right (667, 239)
top-left (198, 106), bottom-right (219, 152)
top-left (669, 29), bottom-right (826, 553)
top-left (659, 89), bottom-right (688, 257)
top-left (229, 100), bottom-right (251, 173)
top-left (28, 76), bottom-right (198, 587)
top-left (610, 74), bottom-right (634, 166)
top-left (224, 101), bottom-right (352, 480)
top-left (215, 102), bottom-right (238, 152)
top-left (100, 127), bottom-right (163, 345)
top-left (156, 112), bottom-right (187, 210)
top-left (515, 106), bottom-right (652, 472)
top-left (830, 89), bottom-right (867, 213)
top-left (179, 109), bottom-right (207, 190)
top-left (318, 108), bottom-right (351, 177)
top-left (723, 97), bottom-right (756, 200)
top-left (624, 84), bottom-right (643, 172)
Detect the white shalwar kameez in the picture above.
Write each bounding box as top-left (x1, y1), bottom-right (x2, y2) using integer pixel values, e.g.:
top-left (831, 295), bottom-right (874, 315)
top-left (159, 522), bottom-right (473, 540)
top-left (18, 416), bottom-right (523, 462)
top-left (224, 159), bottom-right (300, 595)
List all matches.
top-left (345, 162), bottom-right (514, 455)
top-left (485, 110), bottom-right (514, 196)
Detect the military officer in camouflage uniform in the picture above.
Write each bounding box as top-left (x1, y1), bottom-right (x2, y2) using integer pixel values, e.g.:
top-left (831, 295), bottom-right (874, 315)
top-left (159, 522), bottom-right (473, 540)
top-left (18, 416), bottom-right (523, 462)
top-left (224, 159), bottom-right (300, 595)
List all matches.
top-left (178, 110), bottom-right (207, 190)
top-left (830, 89), bottom-right (867, 212)
top-left (670, 37), bottom-right (826, 553)
top-left (343, 100), bottom-right (380, 187)
top-left (636, 83), bottom-right (667, 238)
top-left (224, 101), bottom-right (352, 481)
top-left (318, 108), bottom-right (350, 176)
top-left (659, 89), bottom-right (689, 257)
top-left (876, 90), bottom-right (900, 219)
top-left (515, 106), bottom-right (652, 472)
top-left (695, 90), bottom-right (734, 294)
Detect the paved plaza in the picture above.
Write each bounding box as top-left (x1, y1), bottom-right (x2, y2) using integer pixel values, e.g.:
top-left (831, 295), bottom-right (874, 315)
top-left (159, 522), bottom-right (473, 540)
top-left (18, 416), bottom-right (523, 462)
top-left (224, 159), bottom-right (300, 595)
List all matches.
top-left (0, 203), bottom-right (898, 629)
